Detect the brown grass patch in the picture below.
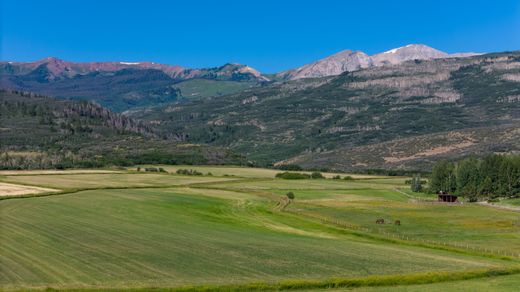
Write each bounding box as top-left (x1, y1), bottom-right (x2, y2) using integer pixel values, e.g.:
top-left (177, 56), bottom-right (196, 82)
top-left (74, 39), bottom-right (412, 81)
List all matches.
top-left (0, 182), bottom-right (58, 197)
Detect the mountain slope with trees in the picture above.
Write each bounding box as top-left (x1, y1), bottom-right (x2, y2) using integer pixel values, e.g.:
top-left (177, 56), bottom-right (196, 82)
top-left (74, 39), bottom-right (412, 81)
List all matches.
top-left (0, 90), bottom-right (244, 169)
top-left (131, 51), bottom-right (520, 171)
top-left (0, 58), bottom-right (269, 111)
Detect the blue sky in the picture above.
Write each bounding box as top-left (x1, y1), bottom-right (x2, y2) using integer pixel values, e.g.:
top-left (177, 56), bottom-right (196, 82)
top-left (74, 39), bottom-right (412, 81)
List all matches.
top-left (1, 0), bottom-right (519, 73)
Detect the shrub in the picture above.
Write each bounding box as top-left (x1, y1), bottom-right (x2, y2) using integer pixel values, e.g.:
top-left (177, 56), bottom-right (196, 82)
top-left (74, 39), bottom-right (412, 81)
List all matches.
top-left (277, 164), bottom-right (303, 171)
top-left (332, 175), bottom-right (341, 179)
top-left (410, 175), bottom-right (423, 192)
top-left (311, 172), bottom-right (324, 179)
top-left (176, 169), bottom-right (203, 176)
top-left (275, 172), bottom-right (310, 179)
top-left (343, 176), bottom-right (354, 180)
top-left (286, 192), bottom-right (295, 200)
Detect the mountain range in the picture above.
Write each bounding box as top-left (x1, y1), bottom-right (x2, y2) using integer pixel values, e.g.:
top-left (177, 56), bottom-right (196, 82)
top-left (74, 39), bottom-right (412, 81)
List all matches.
top-left (0, 58), bottom-right (269, 110)
top-left (277, 44), bottom-right (481, 80)
top-left (129, 50), bottom-right (520, 171)
top-left (1, 44), bottom-right (479, 111)
top-left (1, 57), bottom-right (268, 82)
top-left (2, 45), bottom-right (518, 171)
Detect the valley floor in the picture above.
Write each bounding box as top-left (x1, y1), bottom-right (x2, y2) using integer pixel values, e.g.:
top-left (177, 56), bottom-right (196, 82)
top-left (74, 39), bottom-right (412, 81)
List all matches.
top-left (0, 166), bottom-right (519, 291)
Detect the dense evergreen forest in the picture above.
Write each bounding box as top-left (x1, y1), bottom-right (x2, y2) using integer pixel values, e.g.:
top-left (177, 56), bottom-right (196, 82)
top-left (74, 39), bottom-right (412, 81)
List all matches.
top-left (429, 155), bottom-right (520, 201)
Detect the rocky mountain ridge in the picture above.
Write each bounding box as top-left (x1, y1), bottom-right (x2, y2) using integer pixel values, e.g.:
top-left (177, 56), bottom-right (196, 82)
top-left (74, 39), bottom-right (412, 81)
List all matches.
top-left (1, 57), bottom-right (268, 82)
top-left (277, 44), bottom-right (481, 80)
top-left (130, 50), bottom-right (520, 171)
top-left (0, 58), bottom-right (269, 111)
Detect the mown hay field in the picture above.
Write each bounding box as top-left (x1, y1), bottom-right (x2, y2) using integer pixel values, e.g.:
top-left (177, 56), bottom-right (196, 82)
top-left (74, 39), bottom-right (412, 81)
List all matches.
top-left (135, 164), bottom-right (384, 179)
top-left (0, 166), bottom-right (519, 291)
top-left (0, 172), bottom-right (236, 190)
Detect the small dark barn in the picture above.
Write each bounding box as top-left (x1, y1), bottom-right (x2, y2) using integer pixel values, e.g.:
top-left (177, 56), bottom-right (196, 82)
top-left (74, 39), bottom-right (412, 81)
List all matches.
top-left (437, 191), bottom-right (458, 203)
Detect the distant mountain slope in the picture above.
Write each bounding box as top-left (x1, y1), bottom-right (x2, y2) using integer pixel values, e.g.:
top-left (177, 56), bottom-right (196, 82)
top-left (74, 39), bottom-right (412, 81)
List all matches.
top-left (1, 57), bottom-right (269, 81)
top-left (371, 44), bottom-right (449, 65)
top-left (131, 51), bottom-right (520, 171)
top-left (0, 58), bottom-right (269, 111)
top-left (277, 44), bottom-right (481, 80)
top-left (276, 50), bottom-right (372, 80)
top-left (0, 90), bottom-right (244, 169)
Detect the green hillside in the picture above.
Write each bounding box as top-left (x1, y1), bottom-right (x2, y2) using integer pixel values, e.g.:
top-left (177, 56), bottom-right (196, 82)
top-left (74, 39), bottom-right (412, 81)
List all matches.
top-left (0, 90), bottom-right (244, 169)
top-left (172, 78), bottom-right (258, 100)
top-left (0, 60), bottom-right (269, 111)
top-left (131, 52), bottom-right (520, 170)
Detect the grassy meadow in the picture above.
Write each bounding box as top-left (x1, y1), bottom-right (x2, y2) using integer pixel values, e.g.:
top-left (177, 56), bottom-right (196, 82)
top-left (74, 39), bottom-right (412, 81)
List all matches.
top-left (1, 166), bottom-right (519, 291)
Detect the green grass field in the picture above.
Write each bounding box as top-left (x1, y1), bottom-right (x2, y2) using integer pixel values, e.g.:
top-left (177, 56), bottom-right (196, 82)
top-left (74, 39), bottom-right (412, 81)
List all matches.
top-left (1, 166), bottom-right (519, 291)
top-left (337, 274), bottom-right (520, 291)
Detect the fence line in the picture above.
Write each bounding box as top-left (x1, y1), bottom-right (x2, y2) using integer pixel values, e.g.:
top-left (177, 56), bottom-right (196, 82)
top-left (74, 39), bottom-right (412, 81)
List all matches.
top-left (285, 209), bottom-right (520, 259)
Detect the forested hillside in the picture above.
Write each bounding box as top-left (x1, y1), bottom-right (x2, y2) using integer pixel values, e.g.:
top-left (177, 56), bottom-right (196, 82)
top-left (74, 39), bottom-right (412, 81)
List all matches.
top-left (131, 52), bottom-right (520, 171)
top-left (0, 58), bottom-right (268, 111)
top-left (0, 90), bottom-right (244, 169)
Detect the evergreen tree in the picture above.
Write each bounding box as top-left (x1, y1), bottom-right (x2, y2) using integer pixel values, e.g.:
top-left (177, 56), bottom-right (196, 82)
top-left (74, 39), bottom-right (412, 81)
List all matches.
top-left (429, 160), bottom-right (456, 193)
top-left (480, 155), bottom-right (505, 195)
top-left (479, 176), bottom-right (493, 198)
top-left (497, 157), bottom-right (520, 197)
top-left (455, 157), bottom-right (479, 196)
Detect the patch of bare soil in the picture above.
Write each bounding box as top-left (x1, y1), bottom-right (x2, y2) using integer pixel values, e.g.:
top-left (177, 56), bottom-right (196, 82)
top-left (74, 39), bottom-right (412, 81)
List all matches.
top-left (384, 141), bottom-right (475, 163)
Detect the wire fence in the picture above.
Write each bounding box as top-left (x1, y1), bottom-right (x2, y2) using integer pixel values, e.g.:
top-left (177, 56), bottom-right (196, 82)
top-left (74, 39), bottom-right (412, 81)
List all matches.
top-left (286, 209), bottom-right (520, 259)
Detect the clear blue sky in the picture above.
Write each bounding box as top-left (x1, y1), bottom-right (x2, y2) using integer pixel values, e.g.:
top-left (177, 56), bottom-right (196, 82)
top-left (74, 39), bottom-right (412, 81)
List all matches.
top-left (1, 0), bottom-right (519, 73)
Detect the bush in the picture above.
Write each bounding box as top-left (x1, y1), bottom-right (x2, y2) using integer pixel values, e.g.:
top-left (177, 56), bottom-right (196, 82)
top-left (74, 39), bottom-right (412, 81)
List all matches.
top-left (176, 169), bottom-right (203, 176)
top-left (275, 172), bottom-right (310, 179)
top-left (343, 176), bottom-right (354, 180)
top-left (332, 175), bottom-right (341, 180)
top-left (410, 175), bottom-right (423, 192)
top-left (277, 164), bottom-right (303, 171)
top-left (311, 172), bottom-right (324, 179)
top-left (286, 192), bottom-right (295, 200)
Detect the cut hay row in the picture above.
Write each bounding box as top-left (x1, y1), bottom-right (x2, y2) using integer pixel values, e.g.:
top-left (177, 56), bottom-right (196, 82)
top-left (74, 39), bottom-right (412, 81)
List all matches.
top-left (16, 267), bottom-right (520, 291)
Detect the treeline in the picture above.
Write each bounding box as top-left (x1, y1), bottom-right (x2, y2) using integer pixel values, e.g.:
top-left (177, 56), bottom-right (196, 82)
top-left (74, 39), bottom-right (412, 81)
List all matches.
top-left (429, 155), bottom-right (520, 201)
top-left (1, 90), bottom-right (171, 139)
top-left (0, 150), bottom-right (232, 170)
top-left (275, 164), bottom-right (425, 177)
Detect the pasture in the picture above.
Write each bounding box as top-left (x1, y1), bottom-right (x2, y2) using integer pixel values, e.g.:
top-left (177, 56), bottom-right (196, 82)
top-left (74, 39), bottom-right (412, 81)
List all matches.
top-left (1, 166), bottom-right (519, 291)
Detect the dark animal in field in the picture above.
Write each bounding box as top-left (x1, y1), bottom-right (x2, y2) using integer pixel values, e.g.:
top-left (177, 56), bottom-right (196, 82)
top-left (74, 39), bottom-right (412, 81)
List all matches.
top-left (394, 220), bottom-right (401, 226)
top-left (376, 218), bottom-right (385, 224)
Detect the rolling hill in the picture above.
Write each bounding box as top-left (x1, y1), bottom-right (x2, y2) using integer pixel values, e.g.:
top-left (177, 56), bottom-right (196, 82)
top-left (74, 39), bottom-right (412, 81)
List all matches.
top-left (131, 51), bottom-right (520, 171)
top-left (0, 90), bottom-right (244, 169)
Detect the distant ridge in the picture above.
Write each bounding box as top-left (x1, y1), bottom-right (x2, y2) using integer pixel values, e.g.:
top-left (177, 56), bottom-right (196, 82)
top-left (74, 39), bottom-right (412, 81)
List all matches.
top-left (277, 44), bottom-right (481, 80)
top-left (0, 58), bottom-right (270, 111)
top-left (0, 57), bottom-right (269, 82)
